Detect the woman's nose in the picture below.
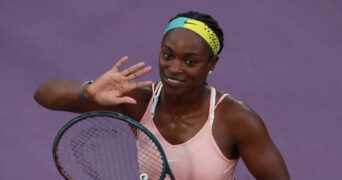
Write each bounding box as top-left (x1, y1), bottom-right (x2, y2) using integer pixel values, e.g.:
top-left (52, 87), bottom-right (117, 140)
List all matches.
top-left (168, 59), bottom-right (183, 73)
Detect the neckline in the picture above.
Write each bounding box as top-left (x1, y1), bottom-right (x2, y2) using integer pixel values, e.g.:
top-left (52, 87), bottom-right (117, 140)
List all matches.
top-left (149, 83), bottom-right (216, 147)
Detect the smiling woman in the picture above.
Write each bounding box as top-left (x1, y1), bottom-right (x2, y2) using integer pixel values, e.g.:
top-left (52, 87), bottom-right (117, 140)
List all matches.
top-left (159, 28), bottom-right (215, 95)
top-left (34, 11), bottom-right (290, 179)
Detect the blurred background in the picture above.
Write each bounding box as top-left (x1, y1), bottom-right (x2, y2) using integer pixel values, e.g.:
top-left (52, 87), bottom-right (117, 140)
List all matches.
top-left (1, 0), bottom-right (341, 179)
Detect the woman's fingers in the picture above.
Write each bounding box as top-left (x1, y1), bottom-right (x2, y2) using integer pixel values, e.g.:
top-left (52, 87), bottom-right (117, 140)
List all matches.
top-left (111, 56), bottom-right (129, 72)
top-left (126, 65), bottom-right (152, 81)
top-left (91, 56), bottom-right (153, 105)
top-left (131, 80), bottom-right (154, 89)
top-left (121, 62), bottom-right (147, 77)
top-left (113, 96), bottom-right (137, 105)
top-left (111, 56), bottom-right (152, 81)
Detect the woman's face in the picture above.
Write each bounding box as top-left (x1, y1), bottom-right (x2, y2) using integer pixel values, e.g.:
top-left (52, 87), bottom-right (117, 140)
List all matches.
top-left (159, 28), bottom-right (217, 95)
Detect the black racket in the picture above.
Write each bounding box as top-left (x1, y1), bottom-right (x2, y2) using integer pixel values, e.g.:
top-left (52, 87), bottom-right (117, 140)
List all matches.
top-left (52, 111), bottom-right (175, 180)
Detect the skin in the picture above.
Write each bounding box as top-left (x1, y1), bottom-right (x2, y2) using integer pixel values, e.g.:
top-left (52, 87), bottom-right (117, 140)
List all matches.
top-left (34, 28), bottom-right (290, 179)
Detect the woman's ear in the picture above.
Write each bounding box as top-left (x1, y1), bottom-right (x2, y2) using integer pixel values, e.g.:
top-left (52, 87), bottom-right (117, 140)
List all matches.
top-left (209, 55), bottom-right (219, 72)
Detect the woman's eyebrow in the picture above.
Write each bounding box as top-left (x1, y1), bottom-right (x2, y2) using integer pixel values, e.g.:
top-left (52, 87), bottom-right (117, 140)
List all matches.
top-left (162, 44), bottom-right (200, 57)
top-left (161, 44), bottom-right (173, 51)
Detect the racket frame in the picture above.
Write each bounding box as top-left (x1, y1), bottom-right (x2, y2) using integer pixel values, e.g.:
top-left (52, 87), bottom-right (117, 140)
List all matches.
top-left (52, 111), bottom-right (175, 180)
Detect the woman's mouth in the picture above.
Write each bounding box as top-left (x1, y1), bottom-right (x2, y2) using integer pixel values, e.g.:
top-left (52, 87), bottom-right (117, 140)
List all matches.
top-left (163, 76), bottom-right (185, 85)
top-left (167, 78), bottom-right (181, 83)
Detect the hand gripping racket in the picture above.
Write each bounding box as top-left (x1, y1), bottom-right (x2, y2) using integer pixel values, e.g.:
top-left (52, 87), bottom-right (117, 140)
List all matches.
top-left (52, 111), bottom-right (175, 180)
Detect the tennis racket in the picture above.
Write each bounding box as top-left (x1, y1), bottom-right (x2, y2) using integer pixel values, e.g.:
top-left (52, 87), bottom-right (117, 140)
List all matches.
top-left (52, 111), bottom-right (175, 180)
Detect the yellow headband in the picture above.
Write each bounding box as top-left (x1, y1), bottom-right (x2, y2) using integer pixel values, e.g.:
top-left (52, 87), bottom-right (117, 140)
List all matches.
top-left (165, 17), bottom-right (220, 55)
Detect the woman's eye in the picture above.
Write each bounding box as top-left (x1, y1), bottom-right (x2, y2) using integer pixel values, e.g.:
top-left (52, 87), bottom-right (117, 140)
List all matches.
top-left (185, 60), bottom-right (196, 66)
top-left (163, 53), bottom-right (173, 60)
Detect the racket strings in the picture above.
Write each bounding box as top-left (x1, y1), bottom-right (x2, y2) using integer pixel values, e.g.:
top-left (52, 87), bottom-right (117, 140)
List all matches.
top-left (55, 116), bottom-right (168, 180)
top-left (69, 127), bottom-right (117, 180)
top-left (136, 131), bottom-right (165, 179)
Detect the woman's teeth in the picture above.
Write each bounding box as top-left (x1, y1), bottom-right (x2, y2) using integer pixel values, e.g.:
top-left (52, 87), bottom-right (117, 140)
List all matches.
top-left (167, 78), bottom-right (181, 83)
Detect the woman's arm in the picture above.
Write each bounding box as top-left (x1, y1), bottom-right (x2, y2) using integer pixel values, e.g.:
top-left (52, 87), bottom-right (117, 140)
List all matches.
top-left (34, 56), bottom-right (153, 114)
top-left (221, 98), bottom-right (290, 179)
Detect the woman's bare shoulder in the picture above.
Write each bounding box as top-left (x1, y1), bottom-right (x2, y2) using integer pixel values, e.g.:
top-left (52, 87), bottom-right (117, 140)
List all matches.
top-left (215, 90), bottom-right (255, 116)
top-left (214, 90), bottom-right (267, 137)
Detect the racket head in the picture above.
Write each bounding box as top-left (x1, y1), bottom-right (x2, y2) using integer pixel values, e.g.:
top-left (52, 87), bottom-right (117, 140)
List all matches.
top-left (52, 111), bottom-right (174, 180)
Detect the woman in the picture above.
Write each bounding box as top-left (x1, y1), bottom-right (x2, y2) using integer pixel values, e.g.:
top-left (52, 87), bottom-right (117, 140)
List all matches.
top-left (34, 11), bottom-right (290, 179)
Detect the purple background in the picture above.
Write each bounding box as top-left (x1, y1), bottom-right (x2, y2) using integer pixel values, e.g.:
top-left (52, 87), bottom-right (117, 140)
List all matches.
top-left (1, 0), bottom-right (341, 179)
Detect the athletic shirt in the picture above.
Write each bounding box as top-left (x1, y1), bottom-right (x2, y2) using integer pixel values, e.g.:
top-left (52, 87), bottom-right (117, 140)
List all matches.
top-left (140, 83), bottom-right (238, 180)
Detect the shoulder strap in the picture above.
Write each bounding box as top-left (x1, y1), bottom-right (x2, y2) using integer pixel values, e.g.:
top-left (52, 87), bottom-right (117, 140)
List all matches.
top-left (215, 94), bottom-right (228, 109)
top-left (150, 82), bottom-right (163, 118)
top-left (210, 88), bottom-right (229, 126)
top-left (209, 87), bottom-right (216, 126)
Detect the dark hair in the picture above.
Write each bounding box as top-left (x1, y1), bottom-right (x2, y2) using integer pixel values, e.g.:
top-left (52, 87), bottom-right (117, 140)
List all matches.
top-left (168, 11), bottom-right (224, 55)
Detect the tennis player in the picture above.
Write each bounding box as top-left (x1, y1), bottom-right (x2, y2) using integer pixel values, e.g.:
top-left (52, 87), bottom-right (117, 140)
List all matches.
top-left (35, 11), bottom-right (290, 179)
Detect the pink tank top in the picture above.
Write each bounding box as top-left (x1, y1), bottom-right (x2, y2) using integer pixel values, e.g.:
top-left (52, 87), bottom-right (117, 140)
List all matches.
top-left (140, 83), bottom-right (238, 180)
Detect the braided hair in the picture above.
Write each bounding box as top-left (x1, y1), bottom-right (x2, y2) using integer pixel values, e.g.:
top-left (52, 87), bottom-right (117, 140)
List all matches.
top-left (168, 11), bottom-right (224, 55)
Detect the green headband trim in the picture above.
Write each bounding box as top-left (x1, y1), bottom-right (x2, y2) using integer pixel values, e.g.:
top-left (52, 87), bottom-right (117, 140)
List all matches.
top-left (165, 17), bottom-right (220, 55)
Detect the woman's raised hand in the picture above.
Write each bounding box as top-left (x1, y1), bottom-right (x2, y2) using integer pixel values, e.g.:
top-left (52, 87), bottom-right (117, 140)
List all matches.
top-left (86, 56), bottom-right (153, 105)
